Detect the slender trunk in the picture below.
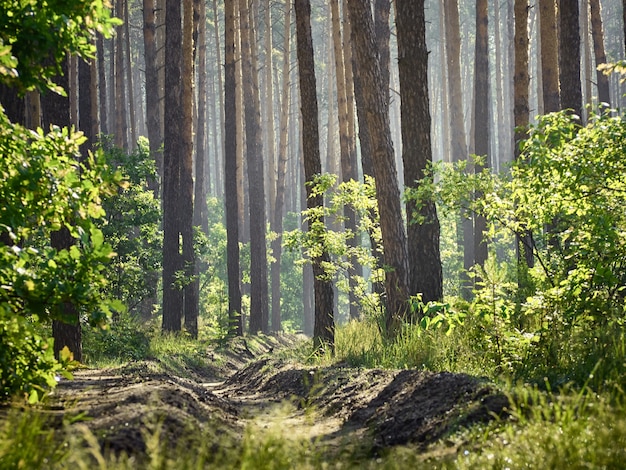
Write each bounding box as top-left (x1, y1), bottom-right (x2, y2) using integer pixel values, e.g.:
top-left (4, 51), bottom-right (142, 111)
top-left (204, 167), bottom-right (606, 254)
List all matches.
top-left (589, 0), bottom-right (611, 106)
top-left (115, 0), bottom-right (128, 149)
top-left (295, 0), bottom-right (335, 351)
top-left (240, 0), bottom-right (269, 334)
top-left (473, 0), bottom-right (490, 268)
top-left (124, 0), bottom-right (137, 148)
top-left (213, 0), bottom-right (225, 199)
top-left (144, 0), bottom-right (163, 191)
top-left (271, 0), bottom-right (292, 333)
top-left (162, 0), bottom-right (184, 333)
top-left (225, 0), bottom-right (243, 335)
top-left (194, 0), bottom-right (209, 233)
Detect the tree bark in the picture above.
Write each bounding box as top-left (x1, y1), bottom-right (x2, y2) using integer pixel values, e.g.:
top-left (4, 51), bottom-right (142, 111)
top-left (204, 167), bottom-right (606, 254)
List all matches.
top-left (473, 0), bottom-right (490, 269)
top-left (240, 0), bottom-right (269, 334)
top-left (213, 0), bottom-right (225, 199)
top-left (589, 0), bottom-right (611, 106)
top-left (270, 0), bottom-right (292, 333)
top-left (559, 0), bottom-right (582, 118)
top-left (515, 0), bottom-right (534, 269)
top-left (180, 0), bottom-right (198, 338)
top-left (123, 0), bottom-right (137, 148)
top-left (162, 0), bottom-right (184, 333)
top-left (347, 0), bottom-right (410, 335)
top-left (41, 58), bottom-right (83, 362)
top-left (396, 0), bottom-right (443, 305)
top-left (539, 0), bottom-right (560, 113)
top-left (115, 0), bottom-right (128, 149)
top-left (225, 0), bottom-right (243, 335)
top-left (295, 0), bottom-right (335, 351)
top-left (143, 0), bottom-right (163, 191)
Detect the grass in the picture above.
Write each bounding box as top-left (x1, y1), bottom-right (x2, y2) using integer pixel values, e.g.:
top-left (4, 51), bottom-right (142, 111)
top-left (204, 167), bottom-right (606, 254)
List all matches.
top-left (5, 314), bottom-right (626, 468)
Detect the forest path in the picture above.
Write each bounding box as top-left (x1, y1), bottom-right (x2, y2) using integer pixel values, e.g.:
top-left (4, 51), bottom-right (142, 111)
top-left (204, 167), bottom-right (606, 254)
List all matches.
top-left (50, 334), bottom-right (508, 464)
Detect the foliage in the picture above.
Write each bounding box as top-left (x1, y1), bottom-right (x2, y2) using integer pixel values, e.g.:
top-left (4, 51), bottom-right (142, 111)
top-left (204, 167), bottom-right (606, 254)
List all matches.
top-left (0, 108), bottom-right (124, 400)
top-left (82, 312), bottom-right (151, 365)
top-left (0, 0), bottom-right (119, 93)
top-left (285, 175), bottom-right (384, 319)
top-left (98, 137), bottom-right (161, 316)
top-left (410, 107), bottom-right (626, 388)
top-left (454, 386), bottom-right (626, 469)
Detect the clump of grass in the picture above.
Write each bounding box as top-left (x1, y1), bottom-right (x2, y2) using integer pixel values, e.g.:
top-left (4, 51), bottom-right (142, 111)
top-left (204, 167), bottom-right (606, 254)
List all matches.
top-left (328, 318), bottom-right (491, 377)
top-left (451, 385), bottom-right (626, 469)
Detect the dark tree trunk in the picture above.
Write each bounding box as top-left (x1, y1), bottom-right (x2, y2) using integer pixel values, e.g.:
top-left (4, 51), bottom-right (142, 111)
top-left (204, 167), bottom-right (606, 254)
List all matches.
top-left (331, 0), bottom-right (360, 319)
top-left (473, 0), bottom-right (490, 268)
top-left (395, 0), bottom-right (443, 304)
top-left (182, 0), bottom-right (198, 338)
top-left (114, 0), bottom-right (128, 149)
top-left (0, 85), bottom-right (24, 124)
top-left (539, 0), bottom-right (560, 113)
top-left (96, 35), bottom-right (108, 136)
top-left (559, 0), bottom-right (582, 118)
top-left (347, 0), bottom-right (410, 336)
top-left (162, 0), bottom-right (184, 333)
top-left (225, 0), bottom-right (243, 335)
top-left (295, 0), bottom-right (335, 351)
top-left (123, 0), bottom-right (137, 148)
top-left (514, 0), bottom-right (534, 269)
top-left (240, 0), bottom-right (269, 334)
top-left (144, 0), bottom-right (163, 191)
top-left (41, 58), bottom-right (83, 362)
top-left (589, 0), bottom-right (611, 106)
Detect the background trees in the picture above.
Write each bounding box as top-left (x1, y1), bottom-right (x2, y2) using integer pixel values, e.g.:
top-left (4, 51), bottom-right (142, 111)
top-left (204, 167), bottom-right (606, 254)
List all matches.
top-left (1, 0), bottom-right (626, 379)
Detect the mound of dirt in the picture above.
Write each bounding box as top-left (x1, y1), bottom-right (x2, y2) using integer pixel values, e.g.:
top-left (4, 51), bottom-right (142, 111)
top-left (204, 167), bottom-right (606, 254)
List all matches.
top-left (220, 358), bottom-right (509, 452)
top-left (46, 335), bottom-right (508, 462)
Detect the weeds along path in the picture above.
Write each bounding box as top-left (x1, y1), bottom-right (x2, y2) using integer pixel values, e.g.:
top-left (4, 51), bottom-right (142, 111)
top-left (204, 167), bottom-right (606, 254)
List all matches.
top-left (50, 334), bottom-right (508, 463)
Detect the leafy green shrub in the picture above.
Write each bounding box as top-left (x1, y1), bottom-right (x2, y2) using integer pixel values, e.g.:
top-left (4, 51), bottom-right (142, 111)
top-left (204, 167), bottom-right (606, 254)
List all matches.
top-left (98, 138), bottom-right (162, 318)
top-left (411, 107), bottom-right (626, 387)
top-left (82, 313), bottom-right (151, 365)
top-left (0, 111), bottom-right (123, 400)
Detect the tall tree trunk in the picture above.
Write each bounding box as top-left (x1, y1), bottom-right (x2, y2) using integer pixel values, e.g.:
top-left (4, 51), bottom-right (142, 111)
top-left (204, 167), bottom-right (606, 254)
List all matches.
top-left (396, 0), bottom-right (443, 305)
top-left (124, 0), bottom-right (137, 148)
top-left (589, 0), bottom-right (611, 106)
top-left (347, 0), bottom-right (410, 335)
top-left (473, 0), bottom-right (490, 268)
top-left (539, 0), bottom-right (561, 113)
top-left (264, 0), bottom-right (277, 226)
top-left (240, 0), bottom-right (269, 334)
top-left (115, 0), bottom-right (128, 149)
top-left (194, 0), bottom-right (209, 233)
top-left (331, 0), bottom-right (360, 320)
top-left (97, 36), bottom-right (108, 134)
top-left (559, 0), bottom-right (582, 119)
top-left (41, 58), bottom-right (83, 362)
top-left (444, 0), bottom-right (473, 298)
top-left (213, 0), bottom-right (225, 199)
top-left (271, 0), bottom-right (292, 333)
top-left (515, 0), bottom-right (534, 269)
top-left (144, 0), bottom-right (163, 191)
top-left (162, 0), bottom-right (184, 333)
top-left (225, 0), bottom-right (243, 335)
top-left (295, 0), bottom-right (335, 351)
top-left (182, 0), bottom-right (198, 338)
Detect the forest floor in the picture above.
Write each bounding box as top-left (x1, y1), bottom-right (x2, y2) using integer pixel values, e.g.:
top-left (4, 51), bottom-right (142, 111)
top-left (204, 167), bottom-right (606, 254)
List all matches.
top-left (46, 334), bottom-right (509, 466)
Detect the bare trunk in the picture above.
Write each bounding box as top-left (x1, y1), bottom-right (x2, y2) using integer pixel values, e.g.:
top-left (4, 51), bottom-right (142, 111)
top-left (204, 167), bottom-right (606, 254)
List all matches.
top-left (240, 0), bottom-right (269, 334)
top-left (589, 0), bottom-right (611, 106)
top-left (225, 0), bottom-right (243, 335)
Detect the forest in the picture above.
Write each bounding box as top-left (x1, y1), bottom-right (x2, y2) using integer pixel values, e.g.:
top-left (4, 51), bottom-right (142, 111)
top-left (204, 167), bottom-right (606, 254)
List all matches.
top-left (1, 0), bottom-right (626, 467)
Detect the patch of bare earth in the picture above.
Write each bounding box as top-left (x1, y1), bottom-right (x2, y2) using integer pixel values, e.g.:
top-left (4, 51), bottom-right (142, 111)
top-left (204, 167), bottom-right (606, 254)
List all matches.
top-left (49, 336), bottom-right (507, 462)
